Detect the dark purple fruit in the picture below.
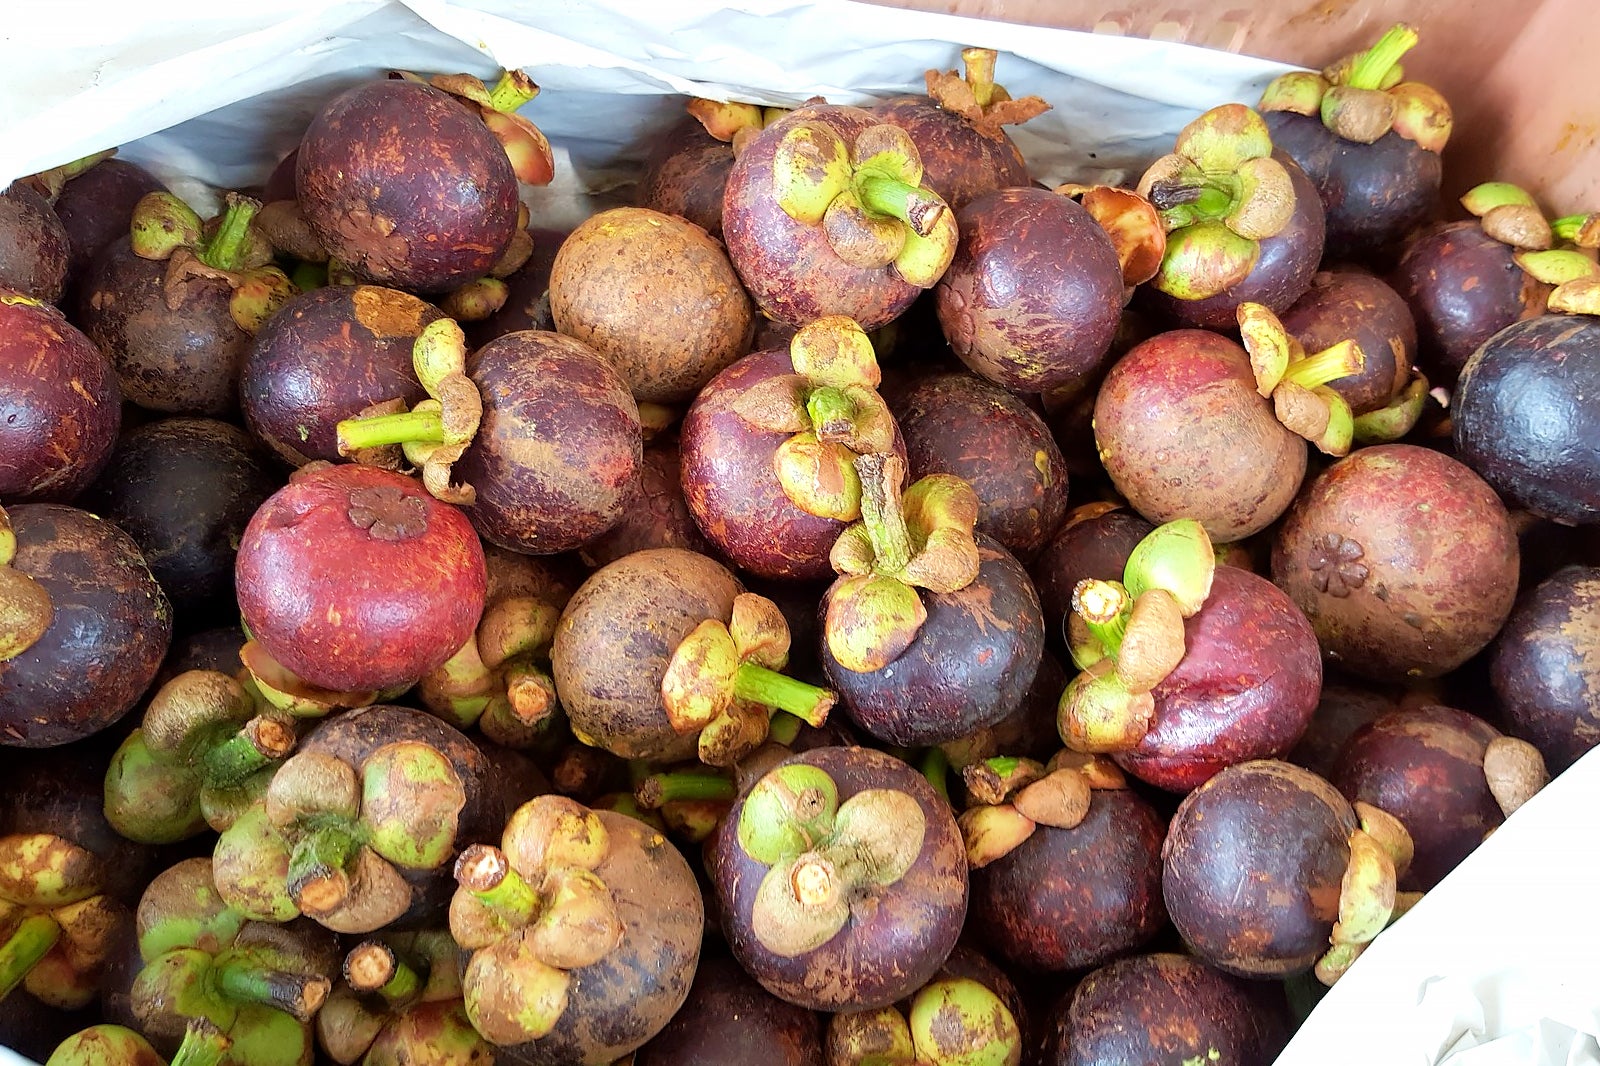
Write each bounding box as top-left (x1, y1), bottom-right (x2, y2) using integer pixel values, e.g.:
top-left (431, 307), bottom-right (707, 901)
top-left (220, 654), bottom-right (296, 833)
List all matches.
top-left (1287, 678), bottom-right (1402, 779)
top-left (1453, 314), bottom-right (1600, 525)
top-left (1332, 704), bottom-right (1503, 890)
top-left (935, 186), bottom-right (1124, 395)
top-left (1, 504), bottom-right (172, 747)
top-left (0, 291), bottom-right (121, 503)
top-left (241, 285), bottom-right (441, 467)
top-left (1030, 506), bottom-right (1154, 649)
top-left (0, 181), bottom-right (70, 303)
top-left (638, 114), bottom-right (738, 239)
top-left (51, 158), bottom-right (166, 303)
top-left (969, 786), bottom-right (1166, 972)
top-left (1279, 267), bottom-right (1417, 415)
top-left (1491, 564), bottom-right (1600, 772)
top-left (295, 78), bottom-right (519, 293)
top-left (633, 951), bottom-right (822, 1066)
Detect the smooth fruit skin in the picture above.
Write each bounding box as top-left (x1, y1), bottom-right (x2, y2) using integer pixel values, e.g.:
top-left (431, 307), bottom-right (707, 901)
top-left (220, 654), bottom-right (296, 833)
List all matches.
top-left (1491, 564), bottom-right (1600, 772)
top-left (235, 464), bottom-right (487, 693)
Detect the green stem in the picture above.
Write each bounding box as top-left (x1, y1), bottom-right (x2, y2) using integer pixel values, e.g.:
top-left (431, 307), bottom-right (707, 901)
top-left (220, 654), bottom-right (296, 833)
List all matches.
top-left (1073, 579), bottom-right (1130, 657)
top-left (456, 845), bottom-right (541, 925)
top-left (733, 663), bottom-right (834, 727)
top-left (344, 941), bottom-right (424, 1004)
top-left (197, 196), bottom-right (262, 272)
top-left (211, 953), bottom-right (328, 1021)
top-left (1282, 342), bottom-right (1362, 389)
top-left (768, 710), bottom-right (804, 747)
top-left (169, 1023), bottom-right (230, 1066)
top-left (806, 386), bottom-right (856, 441)
top-left (336, 408), bottom-right (444, 453)
top-left (857, 455), bottom-right (914, 576)
top-left (487, 69), bottom-right (539, 114)
top-left (920, 747), bottom-right (951, 805)
top-left (636, 771), bottom-right (736, 809)
top-left (0, 913), bottom-right (61, 1000)
top-left (1347, 24), bottom-right (1419, 90)
top-left (287, 823), bottom-right (362, 908)
top-left (200, 718), bottom-right (294, 790)
top-left (855, 172), bottom-right (945, 237)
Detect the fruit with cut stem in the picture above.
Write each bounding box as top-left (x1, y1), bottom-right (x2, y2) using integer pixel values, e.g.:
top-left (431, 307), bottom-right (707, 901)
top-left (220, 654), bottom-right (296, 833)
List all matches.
top-left (0, 180), bottom-right (70, 302)
top-left (873, 46), bottom-right (1049, 210)
top-left (1162, 760), bottom-right (1415, 981)
top-left (964, 755), bottom-right (1165, 973)
top-left (1029, 504), bottom-right (1154, 654)
top-left (549, 206), bottom-right (755, 404)
top-left (1332, 704), bottom-right (1545, 890)
top-left (819, 454), bottom-right (1043, 747)
top-left (1, 503), bottom-right (171, 747)
top-left (0, 291), bottom-right (121, 503)
top-left (934, 185), bottom-right (1128, 396)
top-left (1491, 565), bottom-right (1600, 773)
top-left (450, 795), bottom-right (703, 1065)
top-left (1453, 312), bottom-right (1600, 524)
top-left (76, 192), bottom-right (294, 416)
top-left (1277, 267), bottom-right (1420, 428)
top-left (722, 101), bottom-right (959, 331)
top-left (679, 316), bottom-right (906, 582)
top-left (79, 418), bottom-right (280, 626)
top-left (710, 745), bottom-right (967, 1012)
top-left (1271, 443), bottom-right (1520, 681)
top-left (550, 548), bottom-right (836, 765)
top-left (632, 950), bottom-right (823, 1066)
top-left (211, 704), bottom-right (500, 933)
top-left (335, 321), bottom-right (642, 555)
top-left (1260, 24), bottom-right (1451, 261)
top-left (295, 72), bottom-right (545, 293)
top-left (123, 858), bottom-right (339, 1066)
top-left (1136, 105), bottom-right (1300, 302)
top-left (241, 285), bottom-right (442, 468)
top-left (1040, 953), bottom-right (1288, 1066)
top-left (1093, 306), bottom-right (1365, 544)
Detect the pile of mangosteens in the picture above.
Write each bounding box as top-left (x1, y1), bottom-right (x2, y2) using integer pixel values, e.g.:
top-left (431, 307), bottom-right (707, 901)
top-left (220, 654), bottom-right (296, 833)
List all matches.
top-left (2, 22), bottom-right (1595, 1066)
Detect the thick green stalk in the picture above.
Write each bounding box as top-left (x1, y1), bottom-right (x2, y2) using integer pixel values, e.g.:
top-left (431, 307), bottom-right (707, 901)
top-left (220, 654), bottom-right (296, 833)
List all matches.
top-left (733, 663), bottom-right (833, 727)
top-left (0, 913), bottom-right (61, 1000)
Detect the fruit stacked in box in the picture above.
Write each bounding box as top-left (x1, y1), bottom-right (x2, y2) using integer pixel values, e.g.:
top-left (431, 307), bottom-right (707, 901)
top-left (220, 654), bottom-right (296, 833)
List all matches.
top-left (1, 21), bottom-right (1595, 1066)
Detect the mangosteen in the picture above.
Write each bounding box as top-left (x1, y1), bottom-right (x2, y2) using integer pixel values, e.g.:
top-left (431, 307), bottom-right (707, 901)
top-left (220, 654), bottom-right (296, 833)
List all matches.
top-left (1453, 312), bottom-right (1600, 525)
top-left (1279, 266), bottom-right (1421, 430)
top-left (463, 227), bottom-right (568, 348)
top-left (548, 206), bottom-right (755, 404)
top-left (577, 439), bottom-right (711, 569)
top-left (549, 548), bottom-right (835, 765)
top-left (295, 71), bottom-right (551, 294)
top-left (46, 156), bottom-right (166, 302)
top-left (210, 704), bottom-right (501, 933)
top-left (1041, 953), bottom-right (1287, 1066)
top-left (78, 418), bottom-right (280, 626)
top-left (0, 290), bottom-right (121, 503)
top-left (76, 192), bottom-right (295, 416)
top-left (679, 316), bottom-right (905, 582)
top-left (1, 503), bottom-right (172, 747)
top-left (0, 181), bottom-right (70, 303)
top-left (1030, 504), bottom-right (1154, 650)
top-left (1260, 24), bottom-right (1451, 263)
top-left (710, 746), bottom-right (968, 1012)
top-left (638, 100), bottom-right (785, 239)
top-left (233, 463), bottom-right (487, 696)
top-left (1286, 678), bottom-right (1403, 779)
top-left (1162, 759), bottom-right (1416, 982)
top-left (933, 185), bottom-right (1128, 395)
top-left (1491, 564), bottom-right (1600, 772)
top-left (449, 795), bottom-right (704, 1065)
top-left (241, 285), bottom-right (443, 468)
top-left (873, 47), bottom-right (1047, 210)
top-left (961, 754), bottom-right (1165, 973)
top-left (1271, 443), bottom-right (1520, 681)
top-left (633, 951), bottom-right (821, 1066)
top-left (334, 321), bottom-right (642, 556)
top-left (819, 454), bottom-right (1044, 747)
top-left (722, 101), bottom-right (958, 331)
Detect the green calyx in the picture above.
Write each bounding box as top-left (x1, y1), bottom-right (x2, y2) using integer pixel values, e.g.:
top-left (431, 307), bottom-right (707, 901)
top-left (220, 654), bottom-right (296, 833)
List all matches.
top-left (1237, 301), bottom-right (1365, 456)
top-left (0, 912), bottom-right (63, 1000)
top-left (130, 192), bottom-right (205, 260)
top-left (824, 454), bottom-right (981, 674)
top-left (0, 505), bottom-right (52, 663)
top-left (770, 118), bottom-right (956, 285)
top-left (334, 318), bottom-right (483, 506)
top-left (907, 977), bottom-right (1022, 1066)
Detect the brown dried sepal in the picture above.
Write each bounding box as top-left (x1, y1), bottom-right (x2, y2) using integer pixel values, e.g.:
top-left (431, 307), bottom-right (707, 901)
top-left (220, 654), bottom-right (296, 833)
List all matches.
top-left (1483, 736), bottom-right (1549, 818)
top-left (0, 563), bottom-right (53, 663)
top-left (140, 669), bottom-right (257, 754)
top-left (257, 199), bottom-right (330, 263)
top-left (960, 758), bottom-right (1045, 807)
top-left (1057, 657), bottom-right (1155, 753)
top-left (687, 98), bottom-right (768, 142)
top-left (957, 804), bottom-right (1035, 868)
top-left (1059, 184), bottom-right (1166, 287)
top-left (301, 846), bottom-right (412, 934)
top-left (1115, 588), bottom-right (1186, 694)
top-left (1011, 768), bottom-right (1092, 829)
top-left (1046, 750), bottom-right (1128, 790)
top-left (241, 640), bottom-right (380, 718)
top-left (1480, 204), bottom-right (1554, 251)
top-left (923, 47), bottom-right (1051, 135)
top-left (1321, 85), bottom-right (1396, 144)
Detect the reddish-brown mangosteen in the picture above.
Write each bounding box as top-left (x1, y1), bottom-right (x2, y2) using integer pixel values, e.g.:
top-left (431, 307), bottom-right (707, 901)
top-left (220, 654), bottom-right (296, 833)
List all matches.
top-left (1278, 267), bottom-right (1418, 417)
top-left (722, 101), bottom-right (958, 331)
top-left (1331, 704), bottom-right (1509, 890)
top-left (633, 951), bottom-right (822, 1066)
top-left (1030, 504), bottom-right (1155, 646)
top-left (234, 463), bottom-right (487, 694)
top-left (1491, 565), bottom-right (1600, 772)
top-left (1163, 759), bottom-right (1413, 982)
top-left (934, 186), bottom-right (1127, 395)
top-left (1271, 443), bottom-right (1520, 681)
top-left (548, 206), bottom-right (755, 404)
top-left (45, 157), bottom-right (167, 301)
top-left (679, 317), bottom-right (905, 582)
top-left (578, 440), bottom-right (712, 569)
top-left (710, 746), bottom-right (968, 1012)
top-left (295, 73), bottom-right (542, 293)
top-left (1287, 678), bottom-right (1403, 779)
top-left (242, 285), bottom-right (443, 467)
top-left (872, 47), bottom-right (1048, 210)
top-left (0, 181), bottom-right (70, 302)
top-left (1, 503), bottom-right (171, 748)
top-left (0, 291), bottom-right (121, 502)
top-left (639, 101), bottom-right (786, 239)
top-left (1042, 953), bottom-right (1288, 1066)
